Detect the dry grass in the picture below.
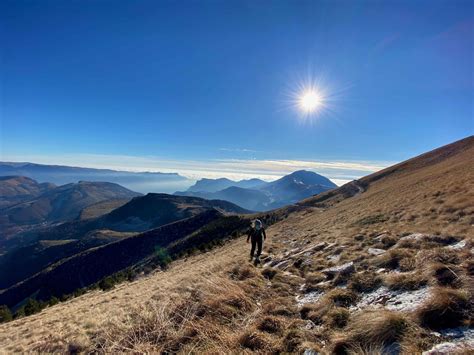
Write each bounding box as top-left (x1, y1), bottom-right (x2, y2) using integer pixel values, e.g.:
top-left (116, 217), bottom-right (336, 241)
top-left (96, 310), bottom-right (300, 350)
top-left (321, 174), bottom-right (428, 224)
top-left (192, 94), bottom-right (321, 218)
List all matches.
top-left (383, 272), bottom-right (427, 291)
top-left (331, 311), bottom-right (413, 354)
top-left (348, 271), bottom-right (382, 292)
top-left (415, 287), bottom-right (471, 330)
top-left (373, 249), bottom-right (413, 270)
top-left (90, 278), bottom-right (261, 353)
top-left (1, 137), bottom-right (473, 353)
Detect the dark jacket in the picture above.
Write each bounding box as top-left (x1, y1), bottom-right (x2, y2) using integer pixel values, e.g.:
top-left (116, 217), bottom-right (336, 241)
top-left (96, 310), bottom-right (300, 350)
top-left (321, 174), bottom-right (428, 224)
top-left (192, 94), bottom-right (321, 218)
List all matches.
top-left (246, 227), bottom-right (266, 242)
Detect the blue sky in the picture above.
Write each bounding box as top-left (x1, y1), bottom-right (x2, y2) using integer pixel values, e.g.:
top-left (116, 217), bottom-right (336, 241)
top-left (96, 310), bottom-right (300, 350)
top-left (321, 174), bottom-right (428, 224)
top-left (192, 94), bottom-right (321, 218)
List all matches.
top-left (1, 0), bottom-right (473, 184)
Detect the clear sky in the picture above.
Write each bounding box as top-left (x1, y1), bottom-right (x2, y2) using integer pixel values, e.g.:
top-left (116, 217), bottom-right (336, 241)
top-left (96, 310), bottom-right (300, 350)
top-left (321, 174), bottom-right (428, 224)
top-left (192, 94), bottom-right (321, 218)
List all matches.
top-left (1, 0), bottom-right (473, 184)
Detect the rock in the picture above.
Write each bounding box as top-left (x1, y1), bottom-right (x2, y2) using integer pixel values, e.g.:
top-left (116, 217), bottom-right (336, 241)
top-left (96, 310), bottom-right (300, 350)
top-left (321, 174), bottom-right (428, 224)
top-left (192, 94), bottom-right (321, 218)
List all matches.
top-left (376, 268), bottom-right (387, 273)
top-left (322, 262), bottom-right (355, 277)
top-left (292, 242), bottom-right (327, 258)
top-left (422, 342), bottom-right (470, 355)
top-left (303, 349), bottom-right (319, 355)
top-left (448, 240), bottom-right (466, 250)
top-left (399, 233), bottom-right (426, 242)
top-left (368, 247), bottom-right (386, 256)
top-left (274, 259), bottom-right (291, 270)
top-left (354, 234), bottom-right (364, 241)
top-left (374, 233), bottom-right (390, 241)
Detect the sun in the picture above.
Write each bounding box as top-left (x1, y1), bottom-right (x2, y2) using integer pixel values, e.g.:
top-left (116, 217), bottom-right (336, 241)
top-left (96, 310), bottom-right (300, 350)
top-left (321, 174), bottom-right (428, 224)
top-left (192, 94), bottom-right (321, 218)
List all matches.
top-left (299, 90), bottom-right (323, 113)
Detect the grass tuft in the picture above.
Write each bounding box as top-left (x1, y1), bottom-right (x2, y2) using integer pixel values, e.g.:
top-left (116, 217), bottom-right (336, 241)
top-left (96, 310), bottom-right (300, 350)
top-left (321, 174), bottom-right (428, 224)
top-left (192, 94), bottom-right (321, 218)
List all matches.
top-left (416, 287), bottom-right (471, 330)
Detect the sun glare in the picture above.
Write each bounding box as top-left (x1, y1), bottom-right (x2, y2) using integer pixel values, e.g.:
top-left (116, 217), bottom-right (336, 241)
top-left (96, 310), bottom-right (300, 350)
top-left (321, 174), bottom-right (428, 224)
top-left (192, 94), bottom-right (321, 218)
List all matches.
top-left (299, 90), bottom-right (323, 113)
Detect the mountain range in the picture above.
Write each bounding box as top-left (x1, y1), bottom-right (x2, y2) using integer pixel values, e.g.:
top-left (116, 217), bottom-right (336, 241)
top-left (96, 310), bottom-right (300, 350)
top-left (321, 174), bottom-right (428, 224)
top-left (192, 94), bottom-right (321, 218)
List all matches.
top-left (175, 170), bottom-right (337, 211)
top-left (0, 162), bottom-right (191, 194)
top-left (0, 178), bottom-right (141, 227)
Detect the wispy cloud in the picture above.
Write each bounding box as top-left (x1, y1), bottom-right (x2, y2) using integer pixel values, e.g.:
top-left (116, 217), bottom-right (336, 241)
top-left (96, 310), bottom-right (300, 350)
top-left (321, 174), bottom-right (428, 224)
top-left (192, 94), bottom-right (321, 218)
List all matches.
top-left (2, 153), bottom-right (394, 186)
top-left (218, 148), bottom-right (258, 153)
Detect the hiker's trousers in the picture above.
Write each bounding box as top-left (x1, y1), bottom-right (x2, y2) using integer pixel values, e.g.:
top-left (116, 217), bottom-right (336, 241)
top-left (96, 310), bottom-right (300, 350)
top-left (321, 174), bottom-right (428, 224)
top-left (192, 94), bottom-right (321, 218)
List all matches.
top-left (250, 235), bottom-right (263, 258)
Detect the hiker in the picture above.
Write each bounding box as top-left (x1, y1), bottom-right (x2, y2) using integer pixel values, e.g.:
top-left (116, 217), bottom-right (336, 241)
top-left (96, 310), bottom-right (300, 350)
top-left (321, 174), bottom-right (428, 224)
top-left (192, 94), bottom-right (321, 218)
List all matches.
top-left (247, 219), bottom-right (266, 265)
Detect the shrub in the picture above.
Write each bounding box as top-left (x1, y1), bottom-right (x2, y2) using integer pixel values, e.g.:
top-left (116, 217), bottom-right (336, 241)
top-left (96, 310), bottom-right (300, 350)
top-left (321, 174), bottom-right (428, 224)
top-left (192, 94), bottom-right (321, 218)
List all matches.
top-left (416, 288), bottom-right (471, 329)
top-left (98, 277), bottom-right (115, 291)
top-left (0, 305), bottom-right (12, 323)
top-left (153, 247), bottom-right (173, 268)
top-left (48, 296), bottom-right (60, 306)
top-left (24, 298), bottom-right (42, 316)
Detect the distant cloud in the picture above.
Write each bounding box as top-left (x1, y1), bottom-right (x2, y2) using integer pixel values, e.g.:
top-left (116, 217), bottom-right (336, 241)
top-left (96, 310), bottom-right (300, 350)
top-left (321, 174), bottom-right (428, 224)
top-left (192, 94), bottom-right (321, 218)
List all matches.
top-left (218, 148), bottom-right (258, 153)
top-left (2, 153), bottom-right (394, 186)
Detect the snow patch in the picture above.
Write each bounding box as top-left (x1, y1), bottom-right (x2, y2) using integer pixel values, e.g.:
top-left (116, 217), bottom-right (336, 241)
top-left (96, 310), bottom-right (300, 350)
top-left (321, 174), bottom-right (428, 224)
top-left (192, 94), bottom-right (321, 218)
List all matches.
top-left (423, 327), bottom-right (474, 354)
top-left (351, 286), bottom-right (431, 312)
top-left (296, 291), bottom-right (324, 306)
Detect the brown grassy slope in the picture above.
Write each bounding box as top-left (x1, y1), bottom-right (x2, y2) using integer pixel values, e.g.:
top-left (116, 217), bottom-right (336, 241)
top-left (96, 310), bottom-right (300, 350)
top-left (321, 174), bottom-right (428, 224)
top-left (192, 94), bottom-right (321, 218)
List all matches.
top-left (78, 198), bottom-right (132, 220)
top-left (0, 136), bottom-right (473, 353)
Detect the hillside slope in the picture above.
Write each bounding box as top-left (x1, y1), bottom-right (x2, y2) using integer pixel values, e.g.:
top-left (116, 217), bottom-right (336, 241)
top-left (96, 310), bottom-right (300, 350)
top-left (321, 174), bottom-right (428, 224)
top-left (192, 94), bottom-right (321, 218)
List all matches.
top-left (0, 194), bottom-right (250, 290)
top-left (0, 136), bottom-right (472, 353)
top-left (0, 176), bottom-right (56, 209)
top-left (1, 181), bottom-right (141, 226)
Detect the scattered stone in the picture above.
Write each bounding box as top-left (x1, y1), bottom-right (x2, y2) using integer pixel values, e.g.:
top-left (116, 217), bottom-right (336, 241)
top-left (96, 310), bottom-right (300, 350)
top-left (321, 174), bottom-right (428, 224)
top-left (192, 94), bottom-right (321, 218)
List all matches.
top-left (303, 348), bottom-right (319, 355)
top-left (322, 262), bottom-right (355, 277)
top-left (274, 260), bottom-right (291, 270)
top-left (354, 234), bottom-right (364, 241)
top-left (291, 242), bottom-right (328, 258)
top-left (399, 233), bottom-right (426, 242)
top-left (448, 240), bottom-right (466, 250)
top-left (376, 268), bottom-right (387, 273)
top-left (324, 242), bottom-right (337, 251)
top-left (368, 247), bottom-right (386, 256)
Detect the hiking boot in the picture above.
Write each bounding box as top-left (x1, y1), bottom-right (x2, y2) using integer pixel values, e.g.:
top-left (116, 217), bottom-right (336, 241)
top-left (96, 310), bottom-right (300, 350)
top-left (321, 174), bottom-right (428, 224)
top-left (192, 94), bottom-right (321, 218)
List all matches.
top-left (254, 257), bottom-right (260, 266)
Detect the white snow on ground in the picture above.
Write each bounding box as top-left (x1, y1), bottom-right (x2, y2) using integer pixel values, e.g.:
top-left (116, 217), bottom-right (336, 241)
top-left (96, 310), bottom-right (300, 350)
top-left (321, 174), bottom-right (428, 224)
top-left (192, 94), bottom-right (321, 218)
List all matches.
top-left (423, 327), bottom-right (474, 354)
top-left (350, 286), bottom-right (432, 312)
top-left (296, 291), bottom-right (324, 306)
